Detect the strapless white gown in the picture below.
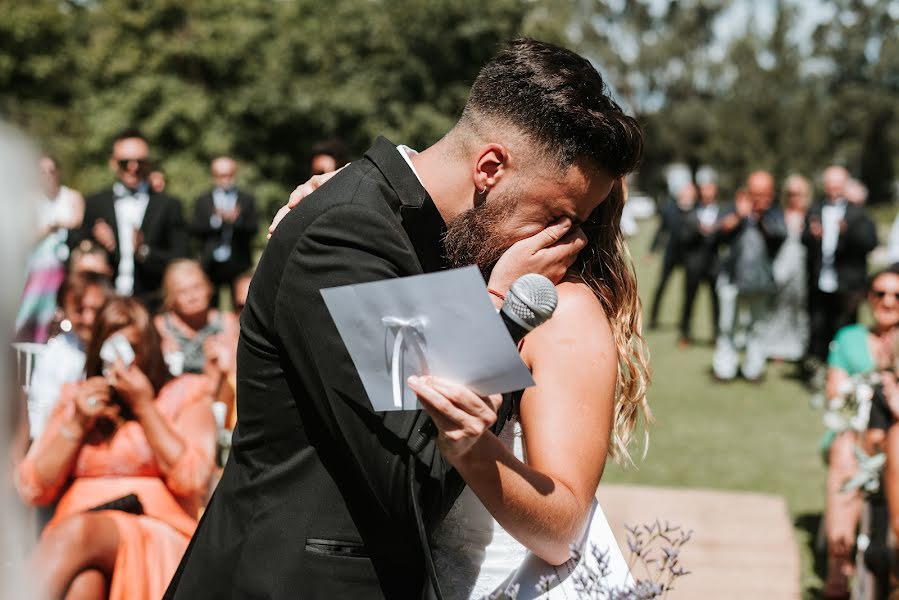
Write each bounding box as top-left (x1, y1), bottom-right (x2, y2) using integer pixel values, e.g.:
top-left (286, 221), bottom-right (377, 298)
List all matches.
top-left (430, 420), bottom-right (632, 600)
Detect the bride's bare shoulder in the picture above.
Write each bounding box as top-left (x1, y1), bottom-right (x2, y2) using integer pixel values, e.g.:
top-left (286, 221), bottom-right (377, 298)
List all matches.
top-left (554, 281), bottom-right (609, 324)
top-left (521, 280), bottom-right (612, 361)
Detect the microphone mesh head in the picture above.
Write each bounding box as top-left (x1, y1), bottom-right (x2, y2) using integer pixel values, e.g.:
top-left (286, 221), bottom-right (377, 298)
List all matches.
top-left (505, 274), bottom-right (558, 330)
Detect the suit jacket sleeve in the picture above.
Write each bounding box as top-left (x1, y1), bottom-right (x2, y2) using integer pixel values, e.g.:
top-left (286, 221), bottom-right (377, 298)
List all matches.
top-left (141, 197), bottom-right (189, 277)
top-left (274, 202), bottom-right (460, 530)
top-left (234, 193), bottom-right (259, 235)
top-left (837, 208), bottom-right (877, 257)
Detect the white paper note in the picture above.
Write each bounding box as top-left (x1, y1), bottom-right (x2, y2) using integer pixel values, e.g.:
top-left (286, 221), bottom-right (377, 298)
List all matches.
top-left (321, 266), bottom-right (535, 412)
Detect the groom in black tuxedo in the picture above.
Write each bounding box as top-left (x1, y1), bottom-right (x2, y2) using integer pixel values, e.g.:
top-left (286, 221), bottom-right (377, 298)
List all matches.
top-left (165, 39), bottom-right (642, 600)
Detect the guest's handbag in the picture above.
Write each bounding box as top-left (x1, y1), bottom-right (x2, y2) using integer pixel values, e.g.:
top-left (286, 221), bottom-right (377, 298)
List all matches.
top-left (87, 493), bottom-right (144, 515)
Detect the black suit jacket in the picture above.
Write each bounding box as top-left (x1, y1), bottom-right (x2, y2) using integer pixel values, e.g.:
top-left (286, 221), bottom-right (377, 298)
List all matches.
top-left (71, 187), bottom-right (188, 307)
top-left (678, 204), bottom-right (721, 276)
top-left (191, 189), bottom-right (258, 277)
top-left (165, 138), bottom-right (492, 599)
top-left (802, 200), bottom-right (877, 293)
top-left (649, 199), bottom-right (684, 259)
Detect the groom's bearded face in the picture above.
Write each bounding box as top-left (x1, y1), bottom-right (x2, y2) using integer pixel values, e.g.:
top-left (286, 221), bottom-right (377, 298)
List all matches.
top-left (443, 192), bottom-right (520, 275)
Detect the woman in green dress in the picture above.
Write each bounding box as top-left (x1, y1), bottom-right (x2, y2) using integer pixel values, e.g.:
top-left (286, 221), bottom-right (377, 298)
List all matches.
top-left (823, 265), bottom-right (899, 599)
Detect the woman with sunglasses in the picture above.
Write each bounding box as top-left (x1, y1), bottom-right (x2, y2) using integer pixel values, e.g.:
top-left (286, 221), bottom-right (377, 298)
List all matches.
top-left (822, 264), bottom-right (899, 598)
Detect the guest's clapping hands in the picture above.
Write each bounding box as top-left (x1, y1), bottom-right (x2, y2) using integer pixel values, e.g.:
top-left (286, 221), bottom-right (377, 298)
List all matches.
top-left (407, 375), bottom-right (503, 462)
top-left (808, 218), bottom-right (823, 239)
top-left (487, 217), bottom-right (587, 300)
top-left (93, 219), bottom-right (117, 252)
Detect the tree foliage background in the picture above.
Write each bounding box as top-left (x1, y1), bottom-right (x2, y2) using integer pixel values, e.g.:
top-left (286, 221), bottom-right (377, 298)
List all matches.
top-left (2, 0), bottom-right (898, 218)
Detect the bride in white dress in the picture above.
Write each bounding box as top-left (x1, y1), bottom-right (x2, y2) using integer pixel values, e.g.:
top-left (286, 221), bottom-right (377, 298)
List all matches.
top-left (407, 176), bottom-right (650, 600)
top-left (430, 418), bottom-right (633, 599)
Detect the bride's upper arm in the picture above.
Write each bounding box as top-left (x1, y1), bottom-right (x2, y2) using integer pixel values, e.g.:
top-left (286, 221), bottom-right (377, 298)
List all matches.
top-left (518, 281), bottom-right (616, 509)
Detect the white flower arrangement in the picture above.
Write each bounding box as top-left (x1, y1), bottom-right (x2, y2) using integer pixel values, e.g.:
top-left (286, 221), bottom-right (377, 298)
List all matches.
top-left (819, 372), bottom-right (882, 434)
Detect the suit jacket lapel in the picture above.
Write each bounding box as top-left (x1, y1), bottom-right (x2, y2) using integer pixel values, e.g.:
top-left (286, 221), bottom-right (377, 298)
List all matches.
top-left (364, 137), bottom-right (448, 274)
top-left (140, 193), bottom-right (163, 234)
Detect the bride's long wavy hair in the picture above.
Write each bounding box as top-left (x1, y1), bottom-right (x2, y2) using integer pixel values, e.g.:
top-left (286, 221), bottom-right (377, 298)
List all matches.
top-left (573, 180), bottom-right (652, 464)
top-left (465, 38), bottom-right (652, 462)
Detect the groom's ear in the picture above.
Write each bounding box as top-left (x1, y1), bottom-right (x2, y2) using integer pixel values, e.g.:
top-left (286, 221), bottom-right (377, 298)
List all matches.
top-left (472, 143), bottom-right (509, 192)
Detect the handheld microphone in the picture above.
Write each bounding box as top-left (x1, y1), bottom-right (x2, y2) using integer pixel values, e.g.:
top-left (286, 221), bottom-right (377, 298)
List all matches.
top-left (499, 273), bottom-right (559, 345)
top-left (409, 273), bottom-right (558, 453)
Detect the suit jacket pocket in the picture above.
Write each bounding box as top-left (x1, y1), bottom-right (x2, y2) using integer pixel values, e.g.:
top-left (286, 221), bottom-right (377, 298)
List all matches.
top-left (305, 538), bottom-right (370, 559)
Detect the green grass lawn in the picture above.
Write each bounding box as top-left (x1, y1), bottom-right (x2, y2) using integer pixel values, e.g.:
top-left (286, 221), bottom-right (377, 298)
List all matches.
top-left (602, 220), bottom-right (827, 598)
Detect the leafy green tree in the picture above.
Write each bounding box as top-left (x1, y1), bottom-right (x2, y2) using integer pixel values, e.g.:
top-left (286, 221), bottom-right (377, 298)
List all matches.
top-left (1, 0), bottom-right (555, 221)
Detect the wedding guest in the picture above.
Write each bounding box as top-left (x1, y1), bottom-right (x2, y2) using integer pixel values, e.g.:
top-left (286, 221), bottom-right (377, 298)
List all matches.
top-left (310, 138), bottom-right (350, 176)
top-left (69, 240), bottom-right (114, 279)
top-left (712, 172), bottom-right (787, 381)
top-left (648, 182), bottom-right (695, 330)
top-left (154, 260), bottom-right (238, 403)
top-left (71, 129), bottom-right (189, 311)
top-left (148, 170), bottom-right (167, 194)
top-left (191, 157), bottom-right (258, 306)
top-left (821, 265), bottom-right (899, 598)
top-left (26, 272), bottom-right (110, 440)
top-left (16, 297), bottom-right (216, 600)
top-left (16, 155), bottom-right (84, 343)
top-left (678, 168), bottom-right (721, 345)
top-left (762, 174), bottom-right (812, 362)
top-left (804, 166), bottom-right (877, 368)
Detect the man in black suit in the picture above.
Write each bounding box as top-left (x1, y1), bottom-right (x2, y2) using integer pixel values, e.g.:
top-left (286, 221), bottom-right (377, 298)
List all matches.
top-left (71, 129), bottom-right (188, 311)
top-left (165, 39), bottom-right (641, 599)
top-left (648, 182), bottom-right (695, 330)
top-left (803, 165), bottom-right (877, 363)
top-left (678, 171), bottom-right (721, 345)
top-left (192, 156), bottom-right (258, 305)
top-left (713, 172), bottom-right (787, 381)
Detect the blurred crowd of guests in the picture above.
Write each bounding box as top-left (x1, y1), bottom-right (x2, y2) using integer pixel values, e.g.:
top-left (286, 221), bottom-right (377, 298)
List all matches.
top-left (647, 164), bottom-right (899, 597)
top-left (10, 129), bottom-right (349, 599)
top-left (647, 164), bottom-right (881, 384)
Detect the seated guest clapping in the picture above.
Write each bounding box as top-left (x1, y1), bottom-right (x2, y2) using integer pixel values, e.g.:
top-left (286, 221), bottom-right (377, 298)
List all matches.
top-left (16, 297), bottom-right (216, 600)
top-left (154, 260), bottom-right (238, 388)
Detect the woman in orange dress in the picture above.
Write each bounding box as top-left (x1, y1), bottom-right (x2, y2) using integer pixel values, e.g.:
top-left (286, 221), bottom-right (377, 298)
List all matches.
top-left (16, 297), bottom-right (216, 600)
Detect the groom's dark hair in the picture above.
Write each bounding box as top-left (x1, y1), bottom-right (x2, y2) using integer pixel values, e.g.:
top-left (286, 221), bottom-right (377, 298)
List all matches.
top-left (460, 38), bottom-right (643, 177)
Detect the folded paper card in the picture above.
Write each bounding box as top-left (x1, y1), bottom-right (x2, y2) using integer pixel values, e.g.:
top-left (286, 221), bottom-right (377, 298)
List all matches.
top-left (321, 266), bottom-right (535, 412)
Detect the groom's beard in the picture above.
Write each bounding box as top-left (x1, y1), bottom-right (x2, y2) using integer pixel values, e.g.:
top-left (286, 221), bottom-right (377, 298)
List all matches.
top-left (443, 195), bottom-right (518, 277)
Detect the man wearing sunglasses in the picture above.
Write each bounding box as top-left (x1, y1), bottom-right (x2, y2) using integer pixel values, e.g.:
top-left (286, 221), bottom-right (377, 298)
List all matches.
top-left (72, 129), bottom-right (189, 311)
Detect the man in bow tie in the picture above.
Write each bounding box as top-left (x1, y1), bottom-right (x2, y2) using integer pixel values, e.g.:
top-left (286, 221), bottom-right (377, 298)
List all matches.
top-left (72, 129), bottom-right (189, 311)
top-left (191, 156), bottom-right (258, 307)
